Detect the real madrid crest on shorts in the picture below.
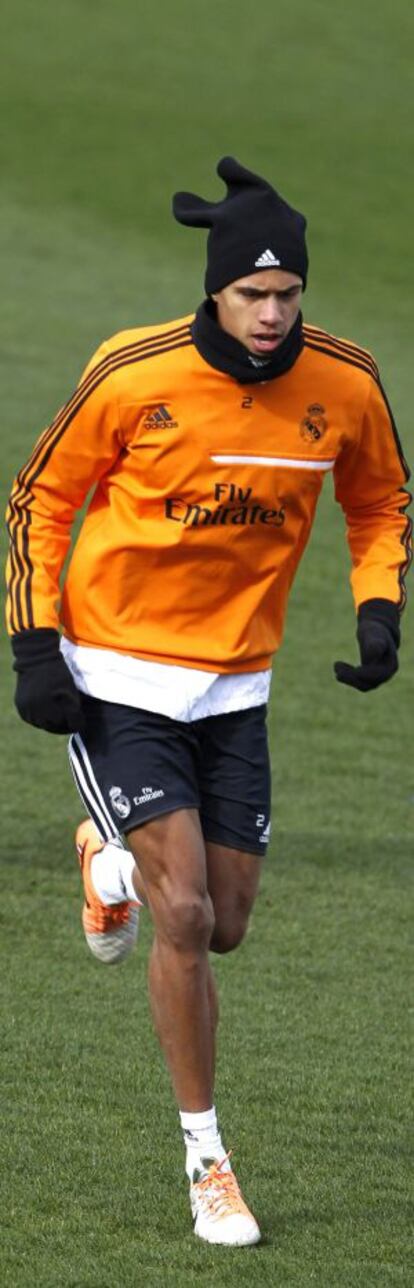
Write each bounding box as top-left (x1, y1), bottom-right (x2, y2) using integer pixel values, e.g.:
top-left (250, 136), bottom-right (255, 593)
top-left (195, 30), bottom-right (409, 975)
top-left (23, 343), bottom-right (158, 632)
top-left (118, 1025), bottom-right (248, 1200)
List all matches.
top-left (109, 785), bottom-right (131, 819)
top-left (300, 403), bottom-right (327, 442)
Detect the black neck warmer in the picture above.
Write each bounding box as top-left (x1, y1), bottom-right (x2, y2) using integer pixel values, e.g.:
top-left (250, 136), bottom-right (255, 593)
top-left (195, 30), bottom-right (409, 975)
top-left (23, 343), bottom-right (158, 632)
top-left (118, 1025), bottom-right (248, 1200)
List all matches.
top-left (191, 299), bottom-right (304, 384)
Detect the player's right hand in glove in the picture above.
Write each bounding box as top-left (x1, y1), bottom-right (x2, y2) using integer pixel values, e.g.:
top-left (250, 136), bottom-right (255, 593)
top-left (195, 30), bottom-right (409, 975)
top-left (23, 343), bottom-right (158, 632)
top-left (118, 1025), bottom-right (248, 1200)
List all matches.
top-left (11, 627), bottom-right (85, 733)
top-left (334, 598), bottom-right (400, 693)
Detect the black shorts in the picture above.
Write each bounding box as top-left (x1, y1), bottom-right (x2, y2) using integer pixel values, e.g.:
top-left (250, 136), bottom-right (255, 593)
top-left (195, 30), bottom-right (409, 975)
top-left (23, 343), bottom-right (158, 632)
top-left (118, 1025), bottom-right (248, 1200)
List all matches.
top-left (68, 697), bottom-right (271, 856)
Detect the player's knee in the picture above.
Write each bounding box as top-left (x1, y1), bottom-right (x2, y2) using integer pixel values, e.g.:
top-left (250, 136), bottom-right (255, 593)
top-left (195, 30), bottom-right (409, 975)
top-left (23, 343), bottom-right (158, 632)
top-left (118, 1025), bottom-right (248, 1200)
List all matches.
top-left (161, 889), bottom-right (215, 953)
top-left (209, 883), bottom-right (254, 954)
top-left (209, 911), bottom-right (249, 955)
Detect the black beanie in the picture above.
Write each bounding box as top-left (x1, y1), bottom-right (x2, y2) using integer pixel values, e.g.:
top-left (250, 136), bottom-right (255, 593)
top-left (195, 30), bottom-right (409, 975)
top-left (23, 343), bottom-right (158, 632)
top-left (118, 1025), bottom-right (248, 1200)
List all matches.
top-left (173, 156), bottom-right (308, 292)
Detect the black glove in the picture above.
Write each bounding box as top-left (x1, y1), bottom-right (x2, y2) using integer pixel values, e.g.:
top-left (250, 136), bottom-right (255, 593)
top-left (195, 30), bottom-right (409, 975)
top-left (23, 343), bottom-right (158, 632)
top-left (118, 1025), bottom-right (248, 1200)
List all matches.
top-left (334, 599), bottom-right (400, 693)
top-left (12, 627), bottom-right (85, 733)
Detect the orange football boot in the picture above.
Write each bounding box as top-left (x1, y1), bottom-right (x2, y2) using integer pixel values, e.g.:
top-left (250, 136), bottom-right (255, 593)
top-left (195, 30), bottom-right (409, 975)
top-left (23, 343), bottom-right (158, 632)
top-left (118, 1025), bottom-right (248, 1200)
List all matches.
top-left (76, 818), bottom-right (139, 964)
top-left (190, 1154), bottom-right (261, 1245)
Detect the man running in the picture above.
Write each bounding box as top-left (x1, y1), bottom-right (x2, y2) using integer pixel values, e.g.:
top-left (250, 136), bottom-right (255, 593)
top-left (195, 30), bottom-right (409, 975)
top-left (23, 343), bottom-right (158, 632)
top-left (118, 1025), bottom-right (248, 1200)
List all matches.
top-left (6, 157), bottom-right (411, 1245)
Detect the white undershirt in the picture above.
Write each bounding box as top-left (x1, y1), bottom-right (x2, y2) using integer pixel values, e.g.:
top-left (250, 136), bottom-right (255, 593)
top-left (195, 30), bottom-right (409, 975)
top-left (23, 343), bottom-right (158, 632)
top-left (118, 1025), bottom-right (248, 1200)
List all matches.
top-left (61, 638), bottom-right (271, 722)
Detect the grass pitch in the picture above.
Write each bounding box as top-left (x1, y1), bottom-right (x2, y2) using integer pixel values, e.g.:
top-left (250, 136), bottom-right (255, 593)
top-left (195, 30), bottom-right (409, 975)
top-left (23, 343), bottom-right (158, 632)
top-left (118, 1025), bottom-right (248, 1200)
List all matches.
top-left (1, 1), bottom-right (413, 1284)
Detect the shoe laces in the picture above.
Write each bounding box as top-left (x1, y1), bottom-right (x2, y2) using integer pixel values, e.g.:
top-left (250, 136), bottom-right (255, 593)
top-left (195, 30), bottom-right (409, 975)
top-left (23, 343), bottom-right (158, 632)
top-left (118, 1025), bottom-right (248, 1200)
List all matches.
top-left (194, 1153), bottom-right (250, 1219)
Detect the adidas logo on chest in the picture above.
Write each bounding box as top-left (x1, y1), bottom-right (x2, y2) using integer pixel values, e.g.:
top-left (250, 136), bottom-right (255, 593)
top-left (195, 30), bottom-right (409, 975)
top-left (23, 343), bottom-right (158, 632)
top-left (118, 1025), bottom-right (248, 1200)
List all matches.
top-left (142, 404), bottom-right (178, 430)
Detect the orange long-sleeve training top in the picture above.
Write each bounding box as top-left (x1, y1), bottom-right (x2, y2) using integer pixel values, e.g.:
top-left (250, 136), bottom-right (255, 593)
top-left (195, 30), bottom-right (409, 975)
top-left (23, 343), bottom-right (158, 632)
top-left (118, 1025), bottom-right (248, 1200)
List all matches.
top-left (6, 315), bottom-right (411, 673)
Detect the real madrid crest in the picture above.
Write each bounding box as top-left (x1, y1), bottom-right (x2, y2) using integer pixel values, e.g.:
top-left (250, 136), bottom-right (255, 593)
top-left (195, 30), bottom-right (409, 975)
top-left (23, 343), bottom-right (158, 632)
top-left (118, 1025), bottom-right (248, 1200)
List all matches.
top-left (109, 785), bottom-right (131, 819)
top-left (300, 403), bottom-right (327, 443)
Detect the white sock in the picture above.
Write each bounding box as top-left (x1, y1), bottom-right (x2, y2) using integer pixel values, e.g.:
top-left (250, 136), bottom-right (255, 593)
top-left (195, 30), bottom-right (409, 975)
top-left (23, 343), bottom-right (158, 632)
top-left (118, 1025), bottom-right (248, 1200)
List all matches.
top-left (179, 1107), bottom-right (230, 1179)
top-left (90, 843), bottom-right (142, 905)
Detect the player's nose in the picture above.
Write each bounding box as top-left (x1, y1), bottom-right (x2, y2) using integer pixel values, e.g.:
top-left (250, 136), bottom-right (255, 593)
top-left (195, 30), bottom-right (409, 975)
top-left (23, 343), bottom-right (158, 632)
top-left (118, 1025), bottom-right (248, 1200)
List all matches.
top-left (258, 295), bottom-right (283, 326)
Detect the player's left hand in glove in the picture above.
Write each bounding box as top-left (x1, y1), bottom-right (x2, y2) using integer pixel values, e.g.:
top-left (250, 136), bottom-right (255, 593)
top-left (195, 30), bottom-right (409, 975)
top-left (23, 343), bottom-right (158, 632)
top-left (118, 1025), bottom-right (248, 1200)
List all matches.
top-left (11, 627), bottom-right (85, 733)
top-left (334, 598), bottom-right (400, 693)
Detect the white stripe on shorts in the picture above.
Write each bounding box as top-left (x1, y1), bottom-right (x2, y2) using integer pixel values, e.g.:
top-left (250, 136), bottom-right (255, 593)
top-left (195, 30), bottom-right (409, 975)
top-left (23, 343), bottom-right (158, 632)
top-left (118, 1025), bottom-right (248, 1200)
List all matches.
top-left (68, 733), bottom-right (120, 842)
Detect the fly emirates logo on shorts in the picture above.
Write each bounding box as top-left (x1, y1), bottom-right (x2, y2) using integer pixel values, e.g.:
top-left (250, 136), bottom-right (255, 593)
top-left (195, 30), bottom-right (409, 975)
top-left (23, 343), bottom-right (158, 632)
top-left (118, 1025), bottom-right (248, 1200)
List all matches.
top-left (165, 482), bottom-right (285, 529)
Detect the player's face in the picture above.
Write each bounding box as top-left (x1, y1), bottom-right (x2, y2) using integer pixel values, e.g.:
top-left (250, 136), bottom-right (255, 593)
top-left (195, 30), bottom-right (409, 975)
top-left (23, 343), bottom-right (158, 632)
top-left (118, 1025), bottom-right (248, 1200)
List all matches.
top-left (212, 269), bottom-right (302, 356)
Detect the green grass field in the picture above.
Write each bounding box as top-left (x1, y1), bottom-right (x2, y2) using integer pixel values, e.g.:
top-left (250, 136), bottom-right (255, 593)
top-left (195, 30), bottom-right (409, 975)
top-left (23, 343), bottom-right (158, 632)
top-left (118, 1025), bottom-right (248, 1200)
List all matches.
top-left (1, 2), bottom-right (413, 1284)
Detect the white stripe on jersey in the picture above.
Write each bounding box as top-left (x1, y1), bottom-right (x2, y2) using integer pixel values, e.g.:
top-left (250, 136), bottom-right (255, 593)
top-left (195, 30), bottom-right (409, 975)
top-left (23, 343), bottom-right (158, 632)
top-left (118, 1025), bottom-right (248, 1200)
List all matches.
top-left (211, 454), bottom-right (336, 470)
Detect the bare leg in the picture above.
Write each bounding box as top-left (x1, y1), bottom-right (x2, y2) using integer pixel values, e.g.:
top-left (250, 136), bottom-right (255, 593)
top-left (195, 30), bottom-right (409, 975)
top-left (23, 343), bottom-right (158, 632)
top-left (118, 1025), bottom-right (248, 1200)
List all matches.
top-left (205, 841), bottom-right (262, 954)
top-left (126, 816), bottom-right (262, 1244)
top-left (127, 809), bottom-right (216, 1110)
top-left (127, 815), bottom-right (260, 1111)
top-left (148, 941), bottom-right (218, 1108)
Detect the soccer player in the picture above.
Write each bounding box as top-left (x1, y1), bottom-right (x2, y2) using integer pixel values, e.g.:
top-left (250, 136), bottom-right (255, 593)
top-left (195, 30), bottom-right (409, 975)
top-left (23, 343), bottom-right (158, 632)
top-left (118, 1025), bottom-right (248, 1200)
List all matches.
top-left (6, 157), bottom-right (411, 1246)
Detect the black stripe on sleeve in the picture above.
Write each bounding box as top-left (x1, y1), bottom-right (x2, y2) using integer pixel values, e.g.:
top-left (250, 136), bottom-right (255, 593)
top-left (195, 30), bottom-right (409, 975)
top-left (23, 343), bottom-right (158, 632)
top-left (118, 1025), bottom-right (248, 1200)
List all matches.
top-left (303, 325), bottom-right (379, 379)
top-left (377, 378), bottom-right (411, 483)
top-left (374, 381), bottom-right (411, 610)
top-left (303, 337), bottom-right (379, 381)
